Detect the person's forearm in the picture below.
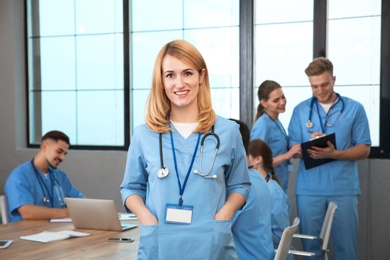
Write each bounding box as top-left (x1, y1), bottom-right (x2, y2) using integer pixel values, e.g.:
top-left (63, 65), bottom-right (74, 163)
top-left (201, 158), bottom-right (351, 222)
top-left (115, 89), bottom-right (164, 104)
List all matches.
top-left (331, 144), bottom-right (370, 160)
top-left (273, 154), bottom-right (288, 167)
top-left (18, 204), bottom-right (68, 220)
top-left (125, 194), bottom-right (157, 225)
top-left (215, 192), bottom-right (245, 220)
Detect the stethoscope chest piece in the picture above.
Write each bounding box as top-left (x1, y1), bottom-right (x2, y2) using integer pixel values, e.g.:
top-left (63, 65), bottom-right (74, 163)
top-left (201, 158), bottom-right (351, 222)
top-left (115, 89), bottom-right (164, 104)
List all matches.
top-left (43, 196), bottom-right (50, 204)
top-left (306, 120), bottom-right (313, 129)
top-left (157, 167), bottom-right (169, 178)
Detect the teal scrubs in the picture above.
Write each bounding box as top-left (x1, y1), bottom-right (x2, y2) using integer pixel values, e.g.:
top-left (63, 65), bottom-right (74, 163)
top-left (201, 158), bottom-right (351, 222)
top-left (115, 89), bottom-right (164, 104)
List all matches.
top-left (288, 94), bottom-right (371, 259)
top-left (232, 169), bottom-right (274, 260)
top-left (121, 116), bottom-right (251, 260)
top-left (251, 113), bottom-right (291, 194)
top-left (267, 178), bottom-right (290, 248)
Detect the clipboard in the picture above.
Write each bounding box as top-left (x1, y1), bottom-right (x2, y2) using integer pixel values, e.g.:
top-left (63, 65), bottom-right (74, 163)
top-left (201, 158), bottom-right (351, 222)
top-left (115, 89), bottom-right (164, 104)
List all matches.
top-left (301, 133), bottom-right (337, 170)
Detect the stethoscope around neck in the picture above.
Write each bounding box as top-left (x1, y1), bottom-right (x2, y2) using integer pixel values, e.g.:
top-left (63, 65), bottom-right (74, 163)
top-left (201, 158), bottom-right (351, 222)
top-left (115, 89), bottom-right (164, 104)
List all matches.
top-left (157, 126), bottom-right (220, 179)
top-left (306, 93), bottom-right (345, 131)
top-left (31, 159), bottom-right (66, 207)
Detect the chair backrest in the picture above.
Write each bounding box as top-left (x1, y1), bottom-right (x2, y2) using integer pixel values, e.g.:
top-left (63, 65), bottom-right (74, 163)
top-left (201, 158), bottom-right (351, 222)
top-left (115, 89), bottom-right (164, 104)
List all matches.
top-left (0, 195), bottom-right (10, 224)
top-left (274, 217), bottom-right (300, 260)
top-left (319, 201), bottom-right (337, 251)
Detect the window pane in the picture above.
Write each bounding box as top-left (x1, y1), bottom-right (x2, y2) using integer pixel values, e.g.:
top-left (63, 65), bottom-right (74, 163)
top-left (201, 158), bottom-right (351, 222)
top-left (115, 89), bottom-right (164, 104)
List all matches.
top-left (256, 0), bottom-right (313, 24)
top-left (37, 0), bottom-right (75, 36)
top-left (132, 89), bottom-right (149, 128)
top-left (329, 0), bottom-right (381, 18)
top-left (28, 0), bottom-right (125, 147)
top-left (75, 0), bottom-right (123, 34)
top-left (184, 0), bottom-right (239, 28)
top-left (328, 2), bottom-right (381, 147)
top-left (41, 91), bottom-right (77, 138)
top-left (328, 17), bottom-right (381, 85)
top-left (211, 88), bottom-right (240, 120)
top-left (39, 37), bottom-right (76, 91)
top-left (131, 0), bottom-right (183, 31)
top-left (77, 91), bottom-right (124, 145)
top-left (254, 22), bottom-right (313, 87)
top-left (77, 34), bottom-right (124, 90)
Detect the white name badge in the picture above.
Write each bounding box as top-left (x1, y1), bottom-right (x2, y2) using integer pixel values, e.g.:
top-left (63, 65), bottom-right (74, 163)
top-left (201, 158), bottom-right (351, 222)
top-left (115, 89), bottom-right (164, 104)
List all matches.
top-left (288, 161), bottom-right (294, 173)
top-left (165, 204), bottom-right (193, 224)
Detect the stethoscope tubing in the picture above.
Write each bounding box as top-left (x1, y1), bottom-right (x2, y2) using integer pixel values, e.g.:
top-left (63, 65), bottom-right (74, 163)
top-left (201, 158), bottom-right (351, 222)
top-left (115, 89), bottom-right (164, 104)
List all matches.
top-left (158, 126), bottom-right (220, 179)
top-left (307, 93), bottom-right (345, 132)
top-left (31, 159), bottom-right (66, 207)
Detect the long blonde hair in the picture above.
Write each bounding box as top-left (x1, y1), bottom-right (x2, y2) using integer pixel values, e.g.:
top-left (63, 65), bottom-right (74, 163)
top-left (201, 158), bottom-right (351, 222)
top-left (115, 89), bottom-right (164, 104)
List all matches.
top-left (145, 40), bottom-right (216, 133)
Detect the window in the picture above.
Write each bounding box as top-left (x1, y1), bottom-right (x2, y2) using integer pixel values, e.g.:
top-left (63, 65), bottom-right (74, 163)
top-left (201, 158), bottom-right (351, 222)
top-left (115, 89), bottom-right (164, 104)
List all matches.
top-left (27, 0), bottom-right (125, 148)
top-left (26, 0), bottom-right (389, 157)
top-left (328, 0), bottom-right (381, 147)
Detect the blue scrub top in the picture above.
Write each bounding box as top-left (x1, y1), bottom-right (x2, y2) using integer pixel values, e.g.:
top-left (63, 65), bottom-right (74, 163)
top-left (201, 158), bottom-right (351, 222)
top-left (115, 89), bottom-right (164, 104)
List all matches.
top-left (232, 169), bottom-right (274, 260)
top-left (5, 161), bottom-right (85, 222)
top-left (120, 116), bottom-right (251, 260)
top-left (288, 95), bottom-right (371, 196)
top-left (251, 113), bottom-right (290, 193)
top-left (267, 179), bottom-right (290, 248)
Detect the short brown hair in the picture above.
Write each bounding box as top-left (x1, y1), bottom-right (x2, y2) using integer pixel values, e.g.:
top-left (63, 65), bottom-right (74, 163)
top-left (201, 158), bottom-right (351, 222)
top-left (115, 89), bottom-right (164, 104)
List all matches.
top-left (41, 130), bottom-right (70, 145)
top-left (305, 57), bottom-right (333, 77)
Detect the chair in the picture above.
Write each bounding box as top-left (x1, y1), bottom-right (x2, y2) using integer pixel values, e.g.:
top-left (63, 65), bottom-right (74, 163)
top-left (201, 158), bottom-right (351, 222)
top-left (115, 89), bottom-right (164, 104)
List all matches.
top-left (0, 195), bottom-right (10, 224)
top-left (293, 201), bottom-right (338, 260)
top-left (274, 217), bottom-right (315, 260)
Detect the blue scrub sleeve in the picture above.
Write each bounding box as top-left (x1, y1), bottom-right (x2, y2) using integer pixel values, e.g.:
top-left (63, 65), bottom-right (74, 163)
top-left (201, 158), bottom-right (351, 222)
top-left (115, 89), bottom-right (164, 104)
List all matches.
top-left (224, 126), bottom-right (251, 200)
top-left (120, 128), bottom-right (149, 211)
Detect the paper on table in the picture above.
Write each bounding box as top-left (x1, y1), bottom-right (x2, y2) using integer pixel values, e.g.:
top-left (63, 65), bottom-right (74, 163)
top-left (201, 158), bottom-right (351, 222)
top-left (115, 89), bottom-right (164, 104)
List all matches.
top-left (20, 230), bottom-right (90, 243)
top-left (118, 213), bottom-right (138, 221)
top-left (50, 217), bottom-right (72, 223)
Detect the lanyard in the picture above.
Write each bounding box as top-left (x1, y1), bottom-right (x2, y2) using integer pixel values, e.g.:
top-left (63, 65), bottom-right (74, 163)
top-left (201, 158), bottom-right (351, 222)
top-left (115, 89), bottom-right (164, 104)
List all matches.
top-left (266, 113), bottom-right (289, 150)
top-left (169, 131), bottom-right (201, 207)
top-left (31, 160), bottom-right (54, 207)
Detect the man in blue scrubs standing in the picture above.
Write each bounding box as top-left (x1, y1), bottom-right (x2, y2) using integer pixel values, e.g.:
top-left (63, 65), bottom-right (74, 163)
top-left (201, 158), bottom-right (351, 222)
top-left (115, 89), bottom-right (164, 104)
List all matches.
top-left (288, 57), bottom-right (371, 259)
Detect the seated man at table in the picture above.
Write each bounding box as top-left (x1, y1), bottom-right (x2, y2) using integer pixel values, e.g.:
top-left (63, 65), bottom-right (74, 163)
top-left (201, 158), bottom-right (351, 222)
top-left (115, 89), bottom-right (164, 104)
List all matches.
top-left (4, 130), bottom-right (85, 222)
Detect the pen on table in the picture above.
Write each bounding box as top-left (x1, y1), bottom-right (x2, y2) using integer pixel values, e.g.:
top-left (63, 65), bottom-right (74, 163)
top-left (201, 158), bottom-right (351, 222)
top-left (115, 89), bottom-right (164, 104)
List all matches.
top-left (119, 238), bottom-right (134, 241)
top-left (108, 237), bottom-right (135, 242)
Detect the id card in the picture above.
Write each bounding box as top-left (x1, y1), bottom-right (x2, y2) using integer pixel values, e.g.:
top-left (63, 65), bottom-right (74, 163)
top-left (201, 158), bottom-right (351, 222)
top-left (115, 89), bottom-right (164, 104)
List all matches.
top-left (288, 161), bottom-right (294, 173)
top-left (165, 204), bottom-right (193, 224)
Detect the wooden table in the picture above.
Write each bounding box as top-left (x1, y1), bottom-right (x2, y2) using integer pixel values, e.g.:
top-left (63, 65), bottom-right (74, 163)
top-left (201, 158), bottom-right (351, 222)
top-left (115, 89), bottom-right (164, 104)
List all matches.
top-left (0, 219), bottom-right (140, 259)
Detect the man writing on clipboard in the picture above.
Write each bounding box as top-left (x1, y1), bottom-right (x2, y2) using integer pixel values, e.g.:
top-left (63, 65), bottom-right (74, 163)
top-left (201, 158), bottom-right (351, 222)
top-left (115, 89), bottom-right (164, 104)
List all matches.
top-left (288, 57), bottom-right (371, 260)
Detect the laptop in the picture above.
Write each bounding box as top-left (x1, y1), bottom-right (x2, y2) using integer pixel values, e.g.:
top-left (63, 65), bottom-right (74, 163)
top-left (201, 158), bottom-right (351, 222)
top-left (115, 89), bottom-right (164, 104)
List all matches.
top-left (65, 198), bottom-right (138, 232)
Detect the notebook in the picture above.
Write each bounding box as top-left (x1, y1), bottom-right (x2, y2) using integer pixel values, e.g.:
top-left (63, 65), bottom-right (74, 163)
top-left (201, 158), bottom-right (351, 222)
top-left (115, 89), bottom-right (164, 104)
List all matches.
top-left (65, 198), bottom-right (138, 232)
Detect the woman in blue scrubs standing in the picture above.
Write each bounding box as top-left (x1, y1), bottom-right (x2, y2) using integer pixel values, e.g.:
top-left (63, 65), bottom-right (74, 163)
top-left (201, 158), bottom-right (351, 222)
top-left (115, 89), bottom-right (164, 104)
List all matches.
top-left (120, 40), bottom-right (250, 260)
top-left (250, 80), bottom-right (301, 194)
